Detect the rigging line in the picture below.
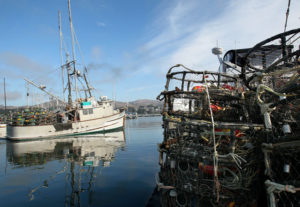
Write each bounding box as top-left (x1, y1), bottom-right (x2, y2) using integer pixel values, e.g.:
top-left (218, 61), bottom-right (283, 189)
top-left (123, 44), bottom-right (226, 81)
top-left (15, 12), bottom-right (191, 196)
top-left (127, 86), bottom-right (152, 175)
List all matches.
top-left (284, 0), bottom-right (291, 32)
top-left (73, 28), bottom-right (87, 69)
top-left (58, 14), bottom-right (68, 55)
top-left (289, 34), bottom-right (300, 45)
top-left (93, 88), bottom-right (102, 99)
top-left (70, 75), bottom-right (80, 92)
top-left (58, 23), bottom-right (69, 56)
top-left (286, 32), bottom-right (297, 44)
top-left (77, 77), bottom-right (86, 89)
top-left (31, 66), bottom-right (61, 84)
top-left (77, 77), bottom-right (88, 98)
top-left (72, 27), bottom-right (95, 95)
top-left (62, 36), bottom-right (69, 54)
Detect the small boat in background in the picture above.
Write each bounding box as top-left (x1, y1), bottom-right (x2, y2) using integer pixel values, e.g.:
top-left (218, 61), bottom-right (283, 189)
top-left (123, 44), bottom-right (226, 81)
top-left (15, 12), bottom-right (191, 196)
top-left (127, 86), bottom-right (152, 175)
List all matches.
top-left (126, 112), bottom-right (138, 119)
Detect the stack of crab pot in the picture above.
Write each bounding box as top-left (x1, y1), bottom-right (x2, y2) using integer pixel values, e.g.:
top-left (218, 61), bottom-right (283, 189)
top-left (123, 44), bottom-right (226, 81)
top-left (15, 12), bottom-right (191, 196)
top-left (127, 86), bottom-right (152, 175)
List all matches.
top-left (156, 66), bottom-right (265, 207)
top-left (238, 28), bottom-right (300, 207)
top-left (156, 28), bottom-right (300, 207)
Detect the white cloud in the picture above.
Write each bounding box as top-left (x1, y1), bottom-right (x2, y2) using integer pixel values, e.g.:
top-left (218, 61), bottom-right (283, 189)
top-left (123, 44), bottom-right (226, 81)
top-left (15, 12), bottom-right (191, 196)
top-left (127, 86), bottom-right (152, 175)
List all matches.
top-left (91, 46), bottom-right (102, 61)
top-left (0, 52), bottom-right (57, 86)
top-left (0, 52), bottom-right (49, 72)
top-left (0, 91), bottom-right (23, 102)
top-left (96, 21), bottom-right (106, 27)
top-left (138, 0), bottom-right (300, 74)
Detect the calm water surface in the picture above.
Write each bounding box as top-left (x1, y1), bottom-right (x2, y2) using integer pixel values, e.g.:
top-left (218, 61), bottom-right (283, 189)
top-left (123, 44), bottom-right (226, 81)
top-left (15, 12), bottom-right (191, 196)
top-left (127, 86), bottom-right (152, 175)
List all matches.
top-left (0, 117), bottom-right (163, 207)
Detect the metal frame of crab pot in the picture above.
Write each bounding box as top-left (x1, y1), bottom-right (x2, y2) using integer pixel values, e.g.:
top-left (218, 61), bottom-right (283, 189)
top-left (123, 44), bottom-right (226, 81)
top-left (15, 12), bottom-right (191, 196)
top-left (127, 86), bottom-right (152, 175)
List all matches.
top-left (156, 28), bottom-right (300, 207)
top-left (157, 67), bottom-right (266, 206)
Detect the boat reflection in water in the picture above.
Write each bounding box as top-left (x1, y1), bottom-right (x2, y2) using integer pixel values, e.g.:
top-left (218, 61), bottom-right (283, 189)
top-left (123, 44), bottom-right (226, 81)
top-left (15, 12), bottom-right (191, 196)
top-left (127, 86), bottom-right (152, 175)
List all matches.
top-left (6, 130), bottom-right (125, 205)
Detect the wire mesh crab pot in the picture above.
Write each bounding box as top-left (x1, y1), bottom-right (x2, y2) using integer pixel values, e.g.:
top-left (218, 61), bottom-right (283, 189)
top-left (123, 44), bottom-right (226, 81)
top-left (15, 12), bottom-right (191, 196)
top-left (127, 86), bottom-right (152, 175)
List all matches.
top-left (262, 140), bottom-right (300, 207)
top-left (221, 28), bottom-right (300, 92)
top-left (156, 28), bottom-right (300, 207)
top-left (156, 66), bottom-right (267, 206)
top-left (157, 67), bottom-right (265, 124)
top-left (157, 120), bottom-right (265, 206)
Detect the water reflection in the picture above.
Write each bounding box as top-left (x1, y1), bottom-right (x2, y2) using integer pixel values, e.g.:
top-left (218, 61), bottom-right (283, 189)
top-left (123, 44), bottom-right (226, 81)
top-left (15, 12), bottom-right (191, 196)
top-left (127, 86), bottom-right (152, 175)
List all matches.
top-left (126, 116), bottom-right (162, 129)
top-left (6, 130), bottom-right (125, 206)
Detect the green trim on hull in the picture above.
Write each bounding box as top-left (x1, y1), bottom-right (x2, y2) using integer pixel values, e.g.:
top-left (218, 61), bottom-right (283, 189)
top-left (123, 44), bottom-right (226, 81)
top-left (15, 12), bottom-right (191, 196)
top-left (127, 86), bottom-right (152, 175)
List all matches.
top-left (66, 126), bottom-right (124, 136)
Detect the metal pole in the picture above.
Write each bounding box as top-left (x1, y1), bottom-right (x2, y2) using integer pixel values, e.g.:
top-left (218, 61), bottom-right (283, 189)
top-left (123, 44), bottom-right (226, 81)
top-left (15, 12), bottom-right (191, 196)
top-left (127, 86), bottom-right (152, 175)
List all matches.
top-left (66, 55), bottom-right (73, 106)
top-left (83, 73), bottom-right (92, 97)
top-left (284, 0), bottom-right (291, 32)
top-left (59, 10), bottom-right (66, 102)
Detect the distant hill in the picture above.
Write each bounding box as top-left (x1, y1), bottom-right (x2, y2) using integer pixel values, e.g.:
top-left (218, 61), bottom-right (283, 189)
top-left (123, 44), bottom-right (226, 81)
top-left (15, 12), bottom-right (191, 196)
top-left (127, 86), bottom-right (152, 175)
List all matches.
top-left (115, 99), bottom-right (163, 109)
top-left (0, 105), bottom-right (18, 110)
top-left (0, 99), bottom-right (163, 110)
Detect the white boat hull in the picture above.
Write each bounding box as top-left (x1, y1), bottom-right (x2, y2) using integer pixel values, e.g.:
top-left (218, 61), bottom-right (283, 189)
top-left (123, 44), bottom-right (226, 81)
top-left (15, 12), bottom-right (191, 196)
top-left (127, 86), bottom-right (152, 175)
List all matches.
top-left (0, 124), bottom-right (6, 138)
top-left (7, 111), bottom-right (125, 141)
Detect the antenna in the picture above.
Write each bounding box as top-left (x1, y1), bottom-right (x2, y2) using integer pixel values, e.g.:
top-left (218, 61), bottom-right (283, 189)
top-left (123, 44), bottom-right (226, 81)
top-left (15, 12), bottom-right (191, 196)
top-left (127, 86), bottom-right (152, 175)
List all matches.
top-left (284, 0), bottom-right (291, 32)
top-left (59, 10), bottom-right (66, 102)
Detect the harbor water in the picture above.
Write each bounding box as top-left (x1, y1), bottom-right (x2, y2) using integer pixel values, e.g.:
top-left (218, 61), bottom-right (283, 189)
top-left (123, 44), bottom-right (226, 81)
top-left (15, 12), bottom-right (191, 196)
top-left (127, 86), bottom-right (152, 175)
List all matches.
top-left (0, 117), bottom-right (162, 207)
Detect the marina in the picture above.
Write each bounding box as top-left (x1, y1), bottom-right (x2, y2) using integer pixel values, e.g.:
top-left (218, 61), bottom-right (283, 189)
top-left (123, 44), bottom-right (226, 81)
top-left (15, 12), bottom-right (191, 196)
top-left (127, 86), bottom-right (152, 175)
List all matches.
top-left (0, 0), bottom-right (300, 206)
top-left (0, 117), bottom-right (162, 207)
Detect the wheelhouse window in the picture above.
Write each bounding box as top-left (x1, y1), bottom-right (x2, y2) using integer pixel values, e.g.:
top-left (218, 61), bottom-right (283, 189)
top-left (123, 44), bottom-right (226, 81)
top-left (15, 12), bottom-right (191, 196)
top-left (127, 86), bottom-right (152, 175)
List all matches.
top-left (83, 109), bottom-right (93, 115)
top-left (83, 109), bottom-right (88, 115)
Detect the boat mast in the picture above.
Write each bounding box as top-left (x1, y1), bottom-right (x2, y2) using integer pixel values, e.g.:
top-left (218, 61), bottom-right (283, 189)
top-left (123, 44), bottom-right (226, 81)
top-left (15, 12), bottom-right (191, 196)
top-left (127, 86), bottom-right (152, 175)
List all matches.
top-left (59, 10), bottom-right (65, 102)
top-left (66, 54), bottom-right (73, 105)
top-left (68, 0), bottom-right (79, 101)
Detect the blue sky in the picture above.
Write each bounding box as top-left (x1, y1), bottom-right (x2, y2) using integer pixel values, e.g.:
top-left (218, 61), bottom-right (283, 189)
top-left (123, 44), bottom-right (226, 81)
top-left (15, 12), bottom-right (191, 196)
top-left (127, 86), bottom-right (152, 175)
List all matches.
top-left (0, 0), bottom-right (300, 106)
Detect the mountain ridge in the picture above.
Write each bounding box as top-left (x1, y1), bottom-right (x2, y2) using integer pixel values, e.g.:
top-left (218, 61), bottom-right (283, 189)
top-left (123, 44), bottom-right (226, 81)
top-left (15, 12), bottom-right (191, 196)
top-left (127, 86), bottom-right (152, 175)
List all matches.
top-left (0, 99), bottom-right (163, 109)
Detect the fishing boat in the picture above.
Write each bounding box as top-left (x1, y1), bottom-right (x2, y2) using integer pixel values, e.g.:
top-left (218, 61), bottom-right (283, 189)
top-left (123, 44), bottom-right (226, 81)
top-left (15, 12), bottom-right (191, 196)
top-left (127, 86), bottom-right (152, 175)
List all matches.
top-left (6, 0), bottom-right (125, 141)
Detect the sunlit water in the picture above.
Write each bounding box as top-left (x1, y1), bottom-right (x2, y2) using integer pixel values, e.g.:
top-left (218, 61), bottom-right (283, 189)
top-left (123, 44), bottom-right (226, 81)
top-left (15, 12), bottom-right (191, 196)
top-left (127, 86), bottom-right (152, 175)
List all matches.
top-left (0, 117), bottom-right (163, 207)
